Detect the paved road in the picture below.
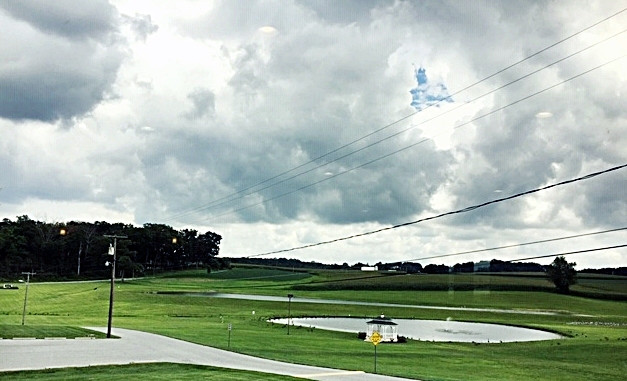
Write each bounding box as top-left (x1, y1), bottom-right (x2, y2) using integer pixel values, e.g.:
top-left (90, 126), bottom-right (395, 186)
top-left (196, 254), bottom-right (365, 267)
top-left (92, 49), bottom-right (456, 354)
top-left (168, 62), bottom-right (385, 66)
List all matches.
top-left (0, 327), bottom-right (416, 381)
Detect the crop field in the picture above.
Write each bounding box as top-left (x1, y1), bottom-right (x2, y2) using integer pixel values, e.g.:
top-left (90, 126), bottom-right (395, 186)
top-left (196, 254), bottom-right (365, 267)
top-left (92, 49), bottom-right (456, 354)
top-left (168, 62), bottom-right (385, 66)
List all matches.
top-left (0, 267), bottom-right (626, 380)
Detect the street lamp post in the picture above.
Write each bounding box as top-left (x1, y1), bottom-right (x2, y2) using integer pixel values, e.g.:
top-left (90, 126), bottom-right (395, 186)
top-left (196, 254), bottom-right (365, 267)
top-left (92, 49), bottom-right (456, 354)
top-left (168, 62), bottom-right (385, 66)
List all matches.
top-left (60, 227), bottom-right (83, 276)
top-left (104, 234), bottom-right (127, 338)
top-left (287, 293), bottom-right (294, 335)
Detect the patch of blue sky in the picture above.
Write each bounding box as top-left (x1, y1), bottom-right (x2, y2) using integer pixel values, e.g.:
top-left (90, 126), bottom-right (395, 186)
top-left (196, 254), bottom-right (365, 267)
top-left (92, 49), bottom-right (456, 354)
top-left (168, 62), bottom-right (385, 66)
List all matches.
top-left (410, 67), bottom-right (454, 110)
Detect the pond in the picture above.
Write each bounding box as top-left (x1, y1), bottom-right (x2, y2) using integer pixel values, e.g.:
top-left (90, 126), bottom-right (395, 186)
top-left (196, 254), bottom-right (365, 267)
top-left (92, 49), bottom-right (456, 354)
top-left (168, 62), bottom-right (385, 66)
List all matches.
top-left (269, 317), bottom-right (562, 343)
top-left (165, 292), bottom-right (563, 342)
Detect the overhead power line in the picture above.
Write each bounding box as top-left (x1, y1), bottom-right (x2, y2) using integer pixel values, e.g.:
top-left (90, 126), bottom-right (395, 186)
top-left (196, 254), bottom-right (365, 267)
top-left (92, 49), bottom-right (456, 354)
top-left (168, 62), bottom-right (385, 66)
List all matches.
top-left (508, 244), bottom-right (627, 262)
top-left (399, 227), bottom-right (627, 263)
top-left (161, 7), bottom-right (627, 224)
top-left (209, 54), bottom-right (626, 222)
top-left (243, 163), bottom-right (627, 257)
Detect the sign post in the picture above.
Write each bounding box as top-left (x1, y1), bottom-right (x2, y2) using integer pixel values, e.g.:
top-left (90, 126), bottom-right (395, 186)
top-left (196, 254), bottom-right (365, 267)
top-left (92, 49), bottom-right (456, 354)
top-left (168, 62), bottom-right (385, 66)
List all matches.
top-left (370, 331), bottom-right (382, 373)
top-left (287, 293), bottom-right (294, 335)
top-left (228, 323), bottom-right (232, 348)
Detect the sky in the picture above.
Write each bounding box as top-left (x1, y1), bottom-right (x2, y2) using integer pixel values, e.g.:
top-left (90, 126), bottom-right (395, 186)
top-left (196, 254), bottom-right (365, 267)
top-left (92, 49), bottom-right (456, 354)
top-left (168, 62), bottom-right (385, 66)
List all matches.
top-left (0, 0), bottom-right (626, 269)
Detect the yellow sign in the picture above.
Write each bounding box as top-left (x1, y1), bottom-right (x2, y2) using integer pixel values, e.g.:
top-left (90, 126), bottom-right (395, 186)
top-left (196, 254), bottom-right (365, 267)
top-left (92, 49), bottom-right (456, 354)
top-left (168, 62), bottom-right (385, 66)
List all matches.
top-left (370, 331), bottom-right (382, 346)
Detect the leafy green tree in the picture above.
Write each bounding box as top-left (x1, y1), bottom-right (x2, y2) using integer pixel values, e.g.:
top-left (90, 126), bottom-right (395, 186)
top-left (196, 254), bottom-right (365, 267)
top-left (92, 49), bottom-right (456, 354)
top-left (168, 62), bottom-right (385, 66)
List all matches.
top-left (197, 231), bottom-right (222, 263)
top-left (117, 252), bottom-right (142, 280)
top-left (546, 256), bottom-right (577, 293)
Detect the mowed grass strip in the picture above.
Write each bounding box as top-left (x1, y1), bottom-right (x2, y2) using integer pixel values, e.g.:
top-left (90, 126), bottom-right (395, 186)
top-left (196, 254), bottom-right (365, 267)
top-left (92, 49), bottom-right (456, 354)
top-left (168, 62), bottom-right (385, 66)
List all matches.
top-left (0, 324), bottom-right (106, 339)
top-left (0, 363), bottom-right (304, 381)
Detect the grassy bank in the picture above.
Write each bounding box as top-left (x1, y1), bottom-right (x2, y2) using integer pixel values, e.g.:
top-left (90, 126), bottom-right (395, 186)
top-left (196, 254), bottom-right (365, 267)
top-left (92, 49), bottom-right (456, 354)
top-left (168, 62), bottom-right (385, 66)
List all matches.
top-left (1, 268), bottom-right (625, 380)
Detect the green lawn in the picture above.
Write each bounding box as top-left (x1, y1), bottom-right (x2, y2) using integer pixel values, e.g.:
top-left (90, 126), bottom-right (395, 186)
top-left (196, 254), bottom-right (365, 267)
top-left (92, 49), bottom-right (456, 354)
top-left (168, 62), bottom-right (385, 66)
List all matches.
top-left (0, 363), bottom-right (303, 381)
top-left (1, 268), bottom-right (625, 381)
top-left (0, 324), bottom-right (106, 339)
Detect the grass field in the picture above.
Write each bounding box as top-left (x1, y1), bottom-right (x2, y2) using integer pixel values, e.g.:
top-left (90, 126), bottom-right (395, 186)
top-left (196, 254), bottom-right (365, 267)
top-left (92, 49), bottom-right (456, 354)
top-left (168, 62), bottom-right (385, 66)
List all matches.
top-left (0, 325), bottom-right (106, 339)
top-left (0, 363), bottom-right (304, 381)
top-left (1, 267), bottom-right (625, 380)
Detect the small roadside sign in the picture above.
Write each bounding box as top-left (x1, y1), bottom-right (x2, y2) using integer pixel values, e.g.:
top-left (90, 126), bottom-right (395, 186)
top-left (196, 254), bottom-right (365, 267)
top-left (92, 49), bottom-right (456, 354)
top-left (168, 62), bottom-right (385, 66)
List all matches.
top-left (370, 331), bottom-right (382, 373)
top-left (227, 323), bottom-right (232, 348)
top-left (370, 331), bottom-right (382, 346)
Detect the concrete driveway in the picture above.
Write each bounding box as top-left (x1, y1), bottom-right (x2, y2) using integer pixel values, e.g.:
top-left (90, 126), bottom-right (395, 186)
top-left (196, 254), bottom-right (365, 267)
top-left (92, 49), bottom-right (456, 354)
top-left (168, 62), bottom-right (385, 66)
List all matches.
top-left (0, 327), bottom-right (416, 381)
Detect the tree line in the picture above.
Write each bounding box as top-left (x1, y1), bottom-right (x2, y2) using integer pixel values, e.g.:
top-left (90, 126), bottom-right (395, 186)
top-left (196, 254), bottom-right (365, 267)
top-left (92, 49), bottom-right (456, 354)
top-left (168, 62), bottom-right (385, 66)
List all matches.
top-left (234, 257), bottom-right (553, 274)
top-left (231, 257), bottom-right (548, 273)
top-left (0, 216), bottom-right (222, 281)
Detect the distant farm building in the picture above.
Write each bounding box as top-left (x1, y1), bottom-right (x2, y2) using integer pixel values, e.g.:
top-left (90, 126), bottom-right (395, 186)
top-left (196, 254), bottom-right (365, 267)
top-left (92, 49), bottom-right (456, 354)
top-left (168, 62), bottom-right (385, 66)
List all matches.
top-left (361, 266), bottom-right (378, 272)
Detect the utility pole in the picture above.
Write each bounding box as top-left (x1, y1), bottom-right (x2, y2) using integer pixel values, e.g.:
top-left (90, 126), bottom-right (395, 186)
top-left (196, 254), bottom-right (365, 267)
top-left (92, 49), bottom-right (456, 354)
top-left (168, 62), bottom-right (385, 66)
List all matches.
top-left (104, 234), bottom-right (127, 338)
top-left (21, 272), bottom-right (35, 325)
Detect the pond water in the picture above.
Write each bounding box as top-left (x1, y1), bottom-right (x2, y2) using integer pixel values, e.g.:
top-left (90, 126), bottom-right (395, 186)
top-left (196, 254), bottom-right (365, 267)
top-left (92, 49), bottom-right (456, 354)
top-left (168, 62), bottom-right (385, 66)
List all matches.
top-left (269, 317), bottom-right (562, 343)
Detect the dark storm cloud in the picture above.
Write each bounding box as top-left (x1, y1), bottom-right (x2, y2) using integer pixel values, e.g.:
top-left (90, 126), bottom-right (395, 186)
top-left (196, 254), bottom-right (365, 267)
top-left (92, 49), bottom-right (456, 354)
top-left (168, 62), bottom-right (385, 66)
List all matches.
top-left (0, 66), bottom-right (119, 121)
top-left (0, 0), bottom-right (125, 122)
top-left (302, 144), bottom-right (454, 224)
top-left (213, 37), bottom-right (424, 223)
top-left (0, 0), bottom-right (118, 40)
top-left (185, 88), bottom-right (216, 119)
top-left (576, 170), bottom-right (627, 227)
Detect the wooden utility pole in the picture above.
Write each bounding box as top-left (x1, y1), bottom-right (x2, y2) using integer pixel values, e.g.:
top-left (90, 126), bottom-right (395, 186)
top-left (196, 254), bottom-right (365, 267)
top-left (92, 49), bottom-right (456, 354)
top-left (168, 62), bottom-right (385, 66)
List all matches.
top-left (104, 235), bottom-right (127, 338)
top-left (21, 272), bottom-right (35, 325)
